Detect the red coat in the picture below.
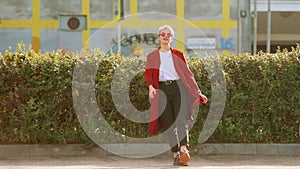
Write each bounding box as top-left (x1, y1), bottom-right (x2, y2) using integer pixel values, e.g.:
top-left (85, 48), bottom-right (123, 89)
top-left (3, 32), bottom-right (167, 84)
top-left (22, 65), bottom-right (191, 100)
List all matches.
top-left (144, 47), bottom-right (207, 135)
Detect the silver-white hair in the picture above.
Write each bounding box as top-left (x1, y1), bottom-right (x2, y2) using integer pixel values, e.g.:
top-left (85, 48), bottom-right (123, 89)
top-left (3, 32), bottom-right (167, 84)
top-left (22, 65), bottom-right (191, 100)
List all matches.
top-left (157, 25), bottom-right (174, 37)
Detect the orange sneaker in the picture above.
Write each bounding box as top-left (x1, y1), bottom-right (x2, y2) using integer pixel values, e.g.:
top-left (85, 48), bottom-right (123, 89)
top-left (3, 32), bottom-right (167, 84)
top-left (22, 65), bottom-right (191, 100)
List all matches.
top-left (179, 149), bottom-right (190, 166)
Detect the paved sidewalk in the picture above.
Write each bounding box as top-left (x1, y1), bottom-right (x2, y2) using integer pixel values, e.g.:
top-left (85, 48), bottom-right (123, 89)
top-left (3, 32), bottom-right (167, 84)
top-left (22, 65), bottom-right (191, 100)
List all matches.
top-left (1, 144), bottom-right (299, 159)
top-left (0, 154), bottom-right (300, 169)
top-left (0, 144), bottom-right (299, 169)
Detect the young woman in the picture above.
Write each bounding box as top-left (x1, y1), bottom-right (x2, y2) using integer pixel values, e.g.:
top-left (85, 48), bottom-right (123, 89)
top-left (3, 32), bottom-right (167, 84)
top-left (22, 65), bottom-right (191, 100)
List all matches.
top-left (144, 25), bottom-right (208, 166)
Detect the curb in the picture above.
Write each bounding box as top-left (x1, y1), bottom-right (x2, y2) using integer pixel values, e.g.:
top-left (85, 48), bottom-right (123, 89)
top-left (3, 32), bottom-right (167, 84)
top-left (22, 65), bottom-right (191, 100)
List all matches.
top-left (0, 144), bottom-right (105, 159)
top-left (196, 143), bottom-right (300, 156)
top-left (0, 144), bottom-right (299, 159)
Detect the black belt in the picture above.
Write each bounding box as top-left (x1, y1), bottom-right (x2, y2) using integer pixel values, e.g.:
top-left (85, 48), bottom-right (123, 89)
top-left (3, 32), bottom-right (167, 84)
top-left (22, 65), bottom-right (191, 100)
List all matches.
top-left (159, 80), bottom-right (178, 85)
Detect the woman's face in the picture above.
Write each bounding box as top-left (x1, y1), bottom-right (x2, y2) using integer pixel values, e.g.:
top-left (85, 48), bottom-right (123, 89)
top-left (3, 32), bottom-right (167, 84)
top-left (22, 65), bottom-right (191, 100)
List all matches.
top-left (158, 28), bottom-right (173, 45)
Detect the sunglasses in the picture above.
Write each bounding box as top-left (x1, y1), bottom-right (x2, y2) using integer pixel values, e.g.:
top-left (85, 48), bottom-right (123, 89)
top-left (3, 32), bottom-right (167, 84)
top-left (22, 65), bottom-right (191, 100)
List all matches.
top-left (159, 32), bottom-right (172, 38)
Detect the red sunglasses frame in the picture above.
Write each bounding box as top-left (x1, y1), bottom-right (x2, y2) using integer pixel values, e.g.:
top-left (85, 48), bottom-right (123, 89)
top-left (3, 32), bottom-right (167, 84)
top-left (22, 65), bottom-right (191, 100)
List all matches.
top-left (159, 32), bottom-right (172, 38)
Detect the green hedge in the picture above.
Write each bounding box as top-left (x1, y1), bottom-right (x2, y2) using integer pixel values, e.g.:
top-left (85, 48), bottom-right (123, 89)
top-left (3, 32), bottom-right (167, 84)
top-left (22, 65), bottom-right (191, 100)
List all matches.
top-left (0, 43), bottom-right (299, 145)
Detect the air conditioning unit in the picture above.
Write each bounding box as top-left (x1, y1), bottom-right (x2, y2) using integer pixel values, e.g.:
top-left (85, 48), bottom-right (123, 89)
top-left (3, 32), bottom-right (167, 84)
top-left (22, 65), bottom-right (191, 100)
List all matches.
top-left (59, 14), bottom-right (87, 31)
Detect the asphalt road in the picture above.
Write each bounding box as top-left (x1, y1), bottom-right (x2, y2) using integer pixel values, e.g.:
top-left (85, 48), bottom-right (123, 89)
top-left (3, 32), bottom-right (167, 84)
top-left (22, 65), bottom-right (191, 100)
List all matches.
top-left (0, 154), bottom-right (299, 169)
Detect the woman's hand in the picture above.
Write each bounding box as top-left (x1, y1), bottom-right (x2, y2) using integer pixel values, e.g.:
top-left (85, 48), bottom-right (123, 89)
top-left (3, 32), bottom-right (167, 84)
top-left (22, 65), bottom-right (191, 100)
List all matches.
top-left (199, 91), bottom-right (208, 104)
top-left (148, 85), bottom-right (156, 99)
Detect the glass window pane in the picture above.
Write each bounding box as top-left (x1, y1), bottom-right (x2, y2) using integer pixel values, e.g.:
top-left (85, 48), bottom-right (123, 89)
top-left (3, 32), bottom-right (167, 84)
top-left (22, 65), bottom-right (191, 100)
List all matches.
top-left (230, 0), bottom-right (238, 20)
top-left (184, 0), bottom-right (222, 20)
top-left (0, 29), bottom-right (32, 52)
top-left (138, 0), bottom-right (176, 20)
top-left (0, 0), bottom-right (32, 20)
top-left (40, 28), bottom-right (82, 52)
top-left (40, 0), bottom-right (81, 20)
top-left (90, 0), bottom-right (113, 20)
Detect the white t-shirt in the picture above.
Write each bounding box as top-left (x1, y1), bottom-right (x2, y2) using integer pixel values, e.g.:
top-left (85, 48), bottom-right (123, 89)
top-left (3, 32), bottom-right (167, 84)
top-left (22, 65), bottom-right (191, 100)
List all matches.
top-left (159, 50), bottom-right (180, 81)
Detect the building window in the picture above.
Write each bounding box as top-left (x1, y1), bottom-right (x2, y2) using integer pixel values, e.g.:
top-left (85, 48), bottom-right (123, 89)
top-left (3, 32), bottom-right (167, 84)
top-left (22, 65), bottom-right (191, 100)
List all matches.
top-left (40, 0), bottom-right (81, 20)
top-left (138, 0), bottom-right (177, 20)
top-left (184, 0), bottom-right (222, 20)
top-left (90, 0), bottom-right (113, 20)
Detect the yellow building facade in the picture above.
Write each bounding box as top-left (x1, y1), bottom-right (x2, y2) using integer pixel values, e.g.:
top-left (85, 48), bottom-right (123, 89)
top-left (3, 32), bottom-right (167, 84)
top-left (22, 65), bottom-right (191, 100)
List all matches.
top-left (0, 0), bottom-right (237, 55)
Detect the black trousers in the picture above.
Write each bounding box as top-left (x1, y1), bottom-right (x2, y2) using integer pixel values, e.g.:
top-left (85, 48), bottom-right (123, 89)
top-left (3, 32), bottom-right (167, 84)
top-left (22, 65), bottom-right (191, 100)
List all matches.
top-left (158, 80), bottom-right (189, 152)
